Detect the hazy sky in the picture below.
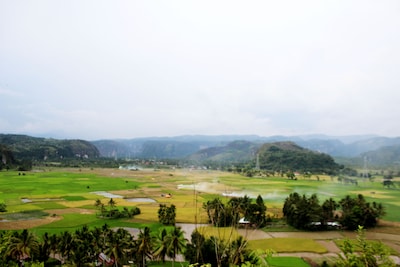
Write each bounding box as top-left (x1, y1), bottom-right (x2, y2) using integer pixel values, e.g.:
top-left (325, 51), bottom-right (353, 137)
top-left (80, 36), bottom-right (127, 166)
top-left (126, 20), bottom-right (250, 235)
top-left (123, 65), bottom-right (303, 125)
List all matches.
top-left (1, 1), bottom-right (400, 140)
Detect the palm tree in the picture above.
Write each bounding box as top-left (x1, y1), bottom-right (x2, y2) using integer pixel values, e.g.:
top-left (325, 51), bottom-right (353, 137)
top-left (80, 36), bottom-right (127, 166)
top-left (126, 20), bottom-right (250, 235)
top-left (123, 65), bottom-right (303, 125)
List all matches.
top-left (136, 227), bottom-right (153, 267)
top-left (37, 232), bottom-right (51, 263)
top-left (166, 226), bottom-right (187, 267)
top-left (108, 198), bottom-right (116, 208)
top-left (58, 231), bottom-right (74, 264)
top-left (229, 236), bottom-right (250, 266)
top-left (48, 233), bottom-right (59, 260)
top-left (73, 225), bottom-right (96, 265)
top-left (70, 241), bottom-right (89, 267)
top-left (153, 228), bottom-right (168, 265)
top-left (5, 229), bottom-right (39, 266)
top-left (105, 228), bottom-right (132, 267)
top-left (108, 198), bottom-right (117, 217)
top-left (95, 199), bottom-right (105, 216)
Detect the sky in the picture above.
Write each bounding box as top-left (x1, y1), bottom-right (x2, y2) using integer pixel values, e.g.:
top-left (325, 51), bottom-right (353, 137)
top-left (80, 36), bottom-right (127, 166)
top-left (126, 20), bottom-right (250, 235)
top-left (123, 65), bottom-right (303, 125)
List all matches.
top-left (1, 1), bottom-right (400, 140)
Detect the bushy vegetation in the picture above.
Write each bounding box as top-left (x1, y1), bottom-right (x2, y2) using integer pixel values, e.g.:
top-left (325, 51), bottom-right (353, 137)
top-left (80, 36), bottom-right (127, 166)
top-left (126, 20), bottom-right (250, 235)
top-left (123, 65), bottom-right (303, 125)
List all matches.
top-left (0, 225), bottom-right (186, 267)
top-left (184, 231), bottom-right (260, 267)
top-left (283, 193), bottom-right (385, 230)
top-left (203, 195), bottom-right (268, 228)
top-left (158, 204), bottom-right (176, 226)
top-left (94, 198), bottom-right (141, 219)
top-left (336, 226), bottom-right (395, 267)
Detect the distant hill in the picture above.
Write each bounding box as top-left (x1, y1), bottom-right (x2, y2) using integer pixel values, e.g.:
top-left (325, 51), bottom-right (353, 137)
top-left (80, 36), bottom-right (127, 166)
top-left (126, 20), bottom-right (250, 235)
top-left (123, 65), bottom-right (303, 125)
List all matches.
top-left (187, 140), bottom-right (340, 174)
top-left (3, 133), bottom-right (400, 168)
top-left (91, 134), bottom-right (400, 161)
top-left (91, 135), bottom-right (263, 159)
top-left (257, 142), bottom-right (340, 174)
top-left (360, 144), bottom-right (400, 167)
top-left (187, 140), bottom-right (262, 163)
top-left (0, 134), bottom-right (100, 161)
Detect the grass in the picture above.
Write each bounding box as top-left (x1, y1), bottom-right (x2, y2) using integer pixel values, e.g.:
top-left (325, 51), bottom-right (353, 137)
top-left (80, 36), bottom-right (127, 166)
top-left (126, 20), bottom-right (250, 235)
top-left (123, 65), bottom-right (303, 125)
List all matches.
top-left (267, 256), bottom-right (310, 267)
top-left (196, 226), bottom-right (240, 240)
top-left (248, 238), bottom-right (328, 253)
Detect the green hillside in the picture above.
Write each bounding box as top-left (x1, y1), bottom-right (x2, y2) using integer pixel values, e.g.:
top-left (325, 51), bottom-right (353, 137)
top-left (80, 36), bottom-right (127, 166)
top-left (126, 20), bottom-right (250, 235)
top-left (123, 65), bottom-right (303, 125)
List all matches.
top-left (0, 134), bottom-right (100, 161)
top-left (258, 142), bottom-right (340, 174)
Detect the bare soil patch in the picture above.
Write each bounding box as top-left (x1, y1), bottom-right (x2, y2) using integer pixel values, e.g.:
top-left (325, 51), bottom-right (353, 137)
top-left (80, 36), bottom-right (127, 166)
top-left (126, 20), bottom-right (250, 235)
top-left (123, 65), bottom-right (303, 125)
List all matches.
top-left (0, 216), bottom-right (61, 230)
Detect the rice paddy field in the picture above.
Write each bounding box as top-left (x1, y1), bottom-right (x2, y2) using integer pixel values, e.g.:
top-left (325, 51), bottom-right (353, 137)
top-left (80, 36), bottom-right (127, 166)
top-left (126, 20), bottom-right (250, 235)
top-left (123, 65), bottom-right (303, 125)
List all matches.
top-left (1, 167), bottom-right (400, 265)
top-left (1, 168), bottom-right (400, 229)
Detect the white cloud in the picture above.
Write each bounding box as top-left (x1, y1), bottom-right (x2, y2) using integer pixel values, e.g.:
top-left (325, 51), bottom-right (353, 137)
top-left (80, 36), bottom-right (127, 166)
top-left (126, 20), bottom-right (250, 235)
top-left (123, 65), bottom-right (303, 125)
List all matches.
top-left (1, 0), bottom-right (400, 139)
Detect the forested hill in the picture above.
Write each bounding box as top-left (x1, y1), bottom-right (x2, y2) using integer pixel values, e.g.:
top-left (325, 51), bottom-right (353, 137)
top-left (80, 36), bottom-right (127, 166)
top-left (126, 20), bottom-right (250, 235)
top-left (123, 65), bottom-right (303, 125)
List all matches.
top-left (186, 140), bottom-right (340, 174)
top-left (0, 134), bottom-right (100, 161)
top-left (257, 142), bottom-right (340, 174)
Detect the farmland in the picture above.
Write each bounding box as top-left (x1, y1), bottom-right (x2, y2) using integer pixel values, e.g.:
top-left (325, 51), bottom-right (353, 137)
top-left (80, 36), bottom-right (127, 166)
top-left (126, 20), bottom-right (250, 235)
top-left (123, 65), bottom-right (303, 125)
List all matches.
top-left (1, 167), bottom-right (400, 229)
top-left (1, 167), bottom-right (400, 266)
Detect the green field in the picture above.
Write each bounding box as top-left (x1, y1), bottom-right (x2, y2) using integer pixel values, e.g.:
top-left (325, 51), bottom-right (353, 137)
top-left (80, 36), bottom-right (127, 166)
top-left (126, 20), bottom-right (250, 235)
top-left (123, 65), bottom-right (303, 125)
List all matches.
top-left (1, 168), bottom-right (400, 227)
top-left (1, 167), bottom-right (399, 265)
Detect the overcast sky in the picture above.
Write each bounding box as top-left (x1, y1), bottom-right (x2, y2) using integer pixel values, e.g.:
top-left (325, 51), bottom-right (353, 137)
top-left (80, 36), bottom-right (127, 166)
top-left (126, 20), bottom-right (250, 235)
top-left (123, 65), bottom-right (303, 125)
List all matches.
top-left (1, 1), bottom-right (400, 140)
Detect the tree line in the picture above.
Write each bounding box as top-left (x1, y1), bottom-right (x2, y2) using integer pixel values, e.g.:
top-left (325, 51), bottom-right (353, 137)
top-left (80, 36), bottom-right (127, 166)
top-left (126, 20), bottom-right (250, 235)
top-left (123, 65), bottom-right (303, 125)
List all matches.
top-left (0, 224), bottom-right (187, 267)
top-left (283, 193), bottom-right (385, 230)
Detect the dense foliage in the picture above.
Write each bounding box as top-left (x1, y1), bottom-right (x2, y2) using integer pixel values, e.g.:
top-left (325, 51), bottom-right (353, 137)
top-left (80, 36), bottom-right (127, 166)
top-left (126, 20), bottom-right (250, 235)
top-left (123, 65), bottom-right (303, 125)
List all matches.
top-left (184, 231), bottom-right (259, 267)
top-left (283, 193), bottom-right (385, 230)
top-left (203, 195), bottom-right (268, 228)
top-left (158, 204), bottom-right (176, 225)
top-left (0, 225), bottom-right (186, 267)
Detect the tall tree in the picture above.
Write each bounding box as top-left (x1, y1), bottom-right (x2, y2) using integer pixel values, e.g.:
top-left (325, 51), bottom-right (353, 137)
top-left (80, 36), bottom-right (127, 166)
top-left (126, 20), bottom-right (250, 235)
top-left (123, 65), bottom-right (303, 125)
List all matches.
top-left (166, 227), bottom-right (187, 267)
top-left (136, 227), bottom-right (153, 267)
top-left (58, 231), bottom-right (74, 264)
top-left (37, 232), bottom-right (51, 263)
top-left (321, 198), bottom-right (339, 225)
top-left (105, 228), bottom-right (132, 267)
top-left (339, 194), bottom-right (385, 230)
top-left (153, 228), bottom-right (169, 265)
top-left (158, 204), bottom-right (176, 226)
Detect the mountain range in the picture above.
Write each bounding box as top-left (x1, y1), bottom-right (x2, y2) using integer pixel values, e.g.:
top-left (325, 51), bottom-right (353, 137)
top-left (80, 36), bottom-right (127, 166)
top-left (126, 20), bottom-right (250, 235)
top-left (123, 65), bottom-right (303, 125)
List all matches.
top-left (2, 134), bottom-right (400, 168)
